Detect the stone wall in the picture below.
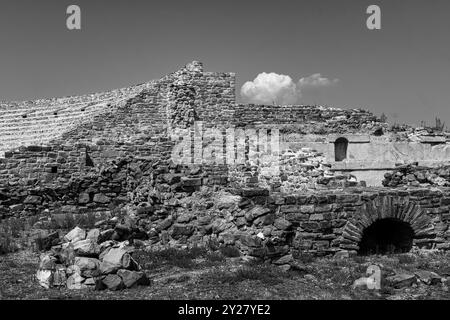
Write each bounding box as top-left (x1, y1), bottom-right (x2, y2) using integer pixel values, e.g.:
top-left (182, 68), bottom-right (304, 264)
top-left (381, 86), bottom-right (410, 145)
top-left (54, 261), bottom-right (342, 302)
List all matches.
top-left (0, 82), bottom-right (155, 157)
top-left (0, 61), bottom-right (236, 186)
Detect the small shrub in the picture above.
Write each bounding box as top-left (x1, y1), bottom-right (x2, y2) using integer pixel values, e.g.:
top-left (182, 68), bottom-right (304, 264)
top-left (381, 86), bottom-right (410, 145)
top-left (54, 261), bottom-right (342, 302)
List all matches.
top-left (206, 239), bottom-right (220, 251)
top-left (296, 253), bottom-right (315, 264)
top-left (397, 254), bottom-right (415, 265)
top-left (352, 255), bottom-right (366, 264)
top-left (0, 236), bottom-right (17, 255)
top-left (49, 212), bottom-right (99, 230)
top-left (0, 220), bottom-right (23, 255)
top-left (219, 245), bottom-right (241, 258)
top-left (206, 252), bottom-right (226, 263)
top-left (50, 213), bottom-right (76, 229)
top-left (77, 212), bottom-right (97, 229)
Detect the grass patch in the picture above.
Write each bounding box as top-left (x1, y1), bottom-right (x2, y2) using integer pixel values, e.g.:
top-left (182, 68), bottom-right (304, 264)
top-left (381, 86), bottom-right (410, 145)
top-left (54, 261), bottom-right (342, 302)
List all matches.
top-left (49, 212), bottom-right (99, 230)
top-left (219, 245), bottom-right (241, 258)
top-left (295, 252), bottom-right (316, 264)
top-left (0, 218), bottom-right (26, 255)
top-left (203, 262), bottom-right (292, 286)
top-left (134, 246), bottom-right (210, 270)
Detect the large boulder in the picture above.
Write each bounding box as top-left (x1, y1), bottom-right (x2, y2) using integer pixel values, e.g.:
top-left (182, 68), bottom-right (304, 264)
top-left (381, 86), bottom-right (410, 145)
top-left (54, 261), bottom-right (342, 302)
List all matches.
top-left (73, 238), bottom-right (101, 257)
top-left (64, 227), bottom-right (86, 243)
top-left (86, 229), bottom-right (101, 242)
top-left (74, 257), bottom-right (100, 274)
top-left (102, 274), bottom-right (125, 291)
top-left (66, 273), bottom-right (86, 290)
top-left (99, 261), bottom-right (120, 275)
top-left (386, 273), bottom-right (417, 289)
top-left (101, 245), bottom-right (132, 269)
top-left (415, 270), bottom-right (443, 285)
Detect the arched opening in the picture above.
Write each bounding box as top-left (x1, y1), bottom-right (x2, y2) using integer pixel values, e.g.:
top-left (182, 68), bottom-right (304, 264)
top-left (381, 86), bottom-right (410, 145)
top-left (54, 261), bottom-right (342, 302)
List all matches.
top-left (334, 137), bottom-right (348, 162)
top-left (358, 218), bottom-right (414, 255)
top-left (373, 127), bottom-right (384, 136)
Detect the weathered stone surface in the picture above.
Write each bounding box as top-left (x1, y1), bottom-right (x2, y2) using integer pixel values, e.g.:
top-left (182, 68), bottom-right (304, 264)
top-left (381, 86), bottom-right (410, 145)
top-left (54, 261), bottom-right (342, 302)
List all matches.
top-left (74, 257), bottom-right (100, 272)
top-left (100, 260), bottom-right (119, 275)
top-left (73, 238), bottom-right (100, 256)
top-left (101, 246), bottom-right (131, 269)
top-left (274, 218), bottom-right (292, 230)
top-left (415, 270), bottom-right (442, 285)
top-left (386, 273), bottom-right (417, 288)
top-left (93, 193), bottom-right (110, 204)
top-left (215, 191), bottom-right (241, 209)
top-left (156, 218), bottom-right (173, 231)
top-left (238, 234), bottom-right (262, 248)
top-left (171, 224), bottom-right (195, 238)
top-left (244, 206), bottom-right (271, 222)
top-left (102, 274), bottom-right (125, 291)
top-left (64, 227), bottom-right (86, 243)
top-left (86, 228), bottom-right (100, 242)
top-left (83, 277), bottom-right (96, 286)
top-left (23, 195), bottom-right (42, 204)
top-left (67, 273), bottom-right (86, 290)
top-left (78, 193), bottom-right (90, 204)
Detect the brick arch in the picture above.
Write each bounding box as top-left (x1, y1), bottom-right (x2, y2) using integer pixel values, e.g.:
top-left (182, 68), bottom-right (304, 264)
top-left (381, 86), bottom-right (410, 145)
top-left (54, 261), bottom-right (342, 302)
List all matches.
top-left (340, 196), bottom-right (436, 251)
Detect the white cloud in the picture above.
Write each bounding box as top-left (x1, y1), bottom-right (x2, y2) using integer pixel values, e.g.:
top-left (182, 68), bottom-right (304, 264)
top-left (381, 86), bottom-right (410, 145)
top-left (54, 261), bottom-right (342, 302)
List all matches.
top-left (240, 72), bottom-right (299, 105)
top-left (241, 72), bottom-right (339, 105)
top-left (298, 73), bottom-right (339, 88)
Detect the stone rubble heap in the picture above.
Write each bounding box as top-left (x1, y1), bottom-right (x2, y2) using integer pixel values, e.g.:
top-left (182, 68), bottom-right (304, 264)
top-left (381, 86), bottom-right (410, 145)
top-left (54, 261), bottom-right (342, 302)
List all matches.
top-left (383, 163), bottom-right (450, 187)
top-left (36, 226), bottom-right (150, 291)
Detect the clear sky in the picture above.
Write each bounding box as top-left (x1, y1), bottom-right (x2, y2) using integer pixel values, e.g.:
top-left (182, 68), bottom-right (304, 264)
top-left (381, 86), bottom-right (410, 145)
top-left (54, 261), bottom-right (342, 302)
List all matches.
top-left (0, 0), bottom-right (449, 126)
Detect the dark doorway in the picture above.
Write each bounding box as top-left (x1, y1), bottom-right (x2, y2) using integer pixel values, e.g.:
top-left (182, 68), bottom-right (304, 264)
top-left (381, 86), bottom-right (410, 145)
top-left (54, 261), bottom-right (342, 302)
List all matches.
top-left (85, 149), bottom-right (94, 167)
top-left (358, 218), bottom-right (414, 255)
top-left (334, 137), bottom-right (348, 162)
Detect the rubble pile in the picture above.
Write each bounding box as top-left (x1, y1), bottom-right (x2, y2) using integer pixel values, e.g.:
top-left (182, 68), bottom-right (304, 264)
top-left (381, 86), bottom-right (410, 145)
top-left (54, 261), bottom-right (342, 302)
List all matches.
top-left (36, 226), bottom-right (150, 290)
top-left (383, 163), bottom-right (450, 187)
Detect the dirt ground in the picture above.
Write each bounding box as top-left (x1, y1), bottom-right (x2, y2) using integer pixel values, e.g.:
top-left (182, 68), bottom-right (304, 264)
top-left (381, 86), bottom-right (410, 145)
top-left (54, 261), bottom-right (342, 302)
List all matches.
top-left (0, 248), bottom-right (449, 300)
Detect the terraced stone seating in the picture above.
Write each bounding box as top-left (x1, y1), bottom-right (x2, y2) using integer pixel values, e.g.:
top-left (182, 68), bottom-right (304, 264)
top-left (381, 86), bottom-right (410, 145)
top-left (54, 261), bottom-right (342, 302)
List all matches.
top-left (0, 82), bottom-right (155, 157)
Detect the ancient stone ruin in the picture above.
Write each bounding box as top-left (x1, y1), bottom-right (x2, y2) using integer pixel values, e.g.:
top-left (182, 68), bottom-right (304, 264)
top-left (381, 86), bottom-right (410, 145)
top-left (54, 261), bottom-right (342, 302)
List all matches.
top-left (1, 61), bottom-right (450, 290)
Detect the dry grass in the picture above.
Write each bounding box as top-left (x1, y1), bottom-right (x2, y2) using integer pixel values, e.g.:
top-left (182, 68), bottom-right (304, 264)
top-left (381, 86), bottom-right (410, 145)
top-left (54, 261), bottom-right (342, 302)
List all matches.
top-left (0, 249), bottom-right (448, 300)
